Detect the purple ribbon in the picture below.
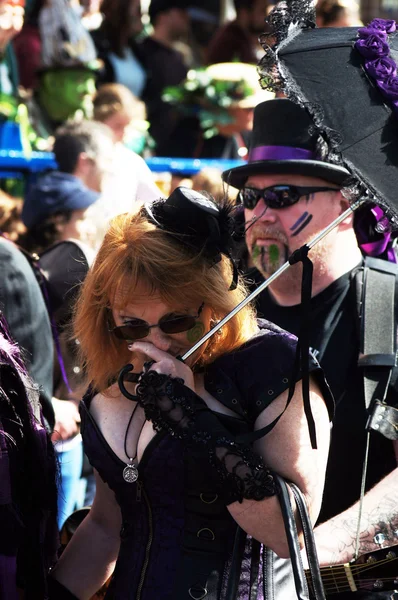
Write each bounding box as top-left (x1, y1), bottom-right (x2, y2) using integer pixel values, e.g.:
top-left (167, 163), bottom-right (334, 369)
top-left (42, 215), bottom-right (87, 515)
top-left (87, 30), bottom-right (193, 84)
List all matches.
top-left (248, 145), bottom-right (316, 162)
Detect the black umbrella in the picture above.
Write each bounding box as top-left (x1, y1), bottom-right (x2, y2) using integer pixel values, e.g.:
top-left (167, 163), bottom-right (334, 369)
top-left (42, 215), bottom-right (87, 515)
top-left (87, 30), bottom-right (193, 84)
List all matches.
top-left (257, 2), bottom-right (398, 225)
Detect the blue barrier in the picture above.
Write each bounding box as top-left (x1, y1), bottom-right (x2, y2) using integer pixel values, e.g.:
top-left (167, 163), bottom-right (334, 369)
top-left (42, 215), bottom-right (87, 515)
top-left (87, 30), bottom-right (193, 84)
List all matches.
top-left (145, 157), bottom-right (245, 175)
top-left (0, 150), bottom-right (57, 177)
top-left (0, 151), bottom-right (244, 178)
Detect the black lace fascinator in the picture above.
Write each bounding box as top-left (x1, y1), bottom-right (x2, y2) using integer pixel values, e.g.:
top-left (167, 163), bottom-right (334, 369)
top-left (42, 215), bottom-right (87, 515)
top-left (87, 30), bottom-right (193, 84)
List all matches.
top-left (144, 187), bottom-right (239, 290)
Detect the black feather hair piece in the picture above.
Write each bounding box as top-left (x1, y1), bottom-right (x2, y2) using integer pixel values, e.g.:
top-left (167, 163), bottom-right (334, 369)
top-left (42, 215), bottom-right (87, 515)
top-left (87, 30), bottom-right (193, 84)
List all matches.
top-left (143, 187), bottom-right (238, 290)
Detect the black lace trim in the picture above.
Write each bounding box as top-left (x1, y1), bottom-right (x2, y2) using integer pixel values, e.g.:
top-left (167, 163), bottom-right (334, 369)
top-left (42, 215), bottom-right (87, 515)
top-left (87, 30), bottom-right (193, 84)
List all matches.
top-left (258, 0), bottom-right (316, 93)
top-left (136, 371), bottom-right (276, 504)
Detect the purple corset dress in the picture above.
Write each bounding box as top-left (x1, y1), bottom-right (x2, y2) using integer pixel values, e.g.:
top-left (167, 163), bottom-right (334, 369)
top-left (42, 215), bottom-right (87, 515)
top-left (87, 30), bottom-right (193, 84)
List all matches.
top-left (80, 321), bottom-right (333, 600)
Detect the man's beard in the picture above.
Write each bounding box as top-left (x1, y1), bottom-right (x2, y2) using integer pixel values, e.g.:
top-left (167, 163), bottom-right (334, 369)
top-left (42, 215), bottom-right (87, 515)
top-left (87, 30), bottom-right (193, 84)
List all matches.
top-left (249, 224), bottom-right (288, 275)
top-left (249, 224), bottom-right (330, 297)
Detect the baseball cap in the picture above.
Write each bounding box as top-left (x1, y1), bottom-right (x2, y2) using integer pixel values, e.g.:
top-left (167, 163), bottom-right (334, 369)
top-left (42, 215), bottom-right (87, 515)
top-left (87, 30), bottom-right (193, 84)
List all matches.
top-left (22, 171), bottom-right (100, 229)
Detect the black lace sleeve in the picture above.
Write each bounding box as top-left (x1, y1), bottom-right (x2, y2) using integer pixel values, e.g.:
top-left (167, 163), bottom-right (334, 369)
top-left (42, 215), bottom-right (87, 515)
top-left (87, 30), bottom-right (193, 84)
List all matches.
top-left (136, 371), bottom-right (276, 505)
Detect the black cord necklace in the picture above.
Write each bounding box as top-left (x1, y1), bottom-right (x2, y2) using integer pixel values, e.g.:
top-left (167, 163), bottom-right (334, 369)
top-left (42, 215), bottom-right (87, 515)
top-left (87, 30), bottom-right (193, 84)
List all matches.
top-left (122, 403), bottom-right (140, 483)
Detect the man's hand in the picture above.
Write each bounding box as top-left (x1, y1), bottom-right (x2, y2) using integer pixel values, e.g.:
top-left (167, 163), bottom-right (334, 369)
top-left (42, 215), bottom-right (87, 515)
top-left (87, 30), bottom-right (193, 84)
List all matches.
top-left (51, 397), bottom-right (81, 443)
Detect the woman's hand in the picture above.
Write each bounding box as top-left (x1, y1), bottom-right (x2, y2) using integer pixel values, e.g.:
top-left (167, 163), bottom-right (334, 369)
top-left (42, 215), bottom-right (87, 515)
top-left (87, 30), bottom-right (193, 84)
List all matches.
top-left (128, 342), bottom-right (195, 392)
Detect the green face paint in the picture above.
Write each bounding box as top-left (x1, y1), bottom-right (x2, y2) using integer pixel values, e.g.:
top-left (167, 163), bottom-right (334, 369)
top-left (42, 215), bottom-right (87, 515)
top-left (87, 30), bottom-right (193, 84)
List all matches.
top-left (268, 244), bottom-right (280, 271)
top-left (252, 244), bottom-right (261, 262)
top-left (251, 242), bottom-right (282, 276)
top-left (186, 321), bottom-right (205, 344)
top-left (39, 69), bottom-right (96, 122)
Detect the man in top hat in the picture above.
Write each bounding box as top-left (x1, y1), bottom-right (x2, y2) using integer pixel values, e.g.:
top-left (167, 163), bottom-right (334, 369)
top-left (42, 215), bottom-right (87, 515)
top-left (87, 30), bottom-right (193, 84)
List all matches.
top-left (223, 97), bottom-right (398, 599)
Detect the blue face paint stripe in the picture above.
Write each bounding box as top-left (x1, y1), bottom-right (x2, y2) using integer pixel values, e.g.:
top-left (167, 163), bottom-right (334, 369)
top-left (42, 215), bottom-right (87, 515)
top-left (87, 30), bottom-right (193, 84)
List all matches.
top-left (290, 211), bottom-right (309, 231)
top-left (291, 214), bottom-right (313, 237)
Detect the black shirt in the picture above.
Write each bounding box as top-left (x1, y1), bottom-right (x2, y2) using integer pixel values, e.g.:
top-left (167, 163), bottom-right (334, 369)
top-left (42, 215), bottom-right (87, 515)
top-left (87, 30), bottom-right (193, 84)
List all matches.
top-left (252, 265), bottom-right (397, 523)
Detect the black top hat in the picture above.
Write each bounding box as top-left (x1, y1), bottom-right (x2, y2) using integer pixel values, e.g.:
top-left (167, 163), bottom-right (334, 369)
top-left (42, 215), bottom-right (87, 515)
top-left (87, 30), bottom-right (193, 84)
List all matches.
top-left (254, 16), bottom-right (398, 223)
top-left (222, 98), bottom-right (351, 189)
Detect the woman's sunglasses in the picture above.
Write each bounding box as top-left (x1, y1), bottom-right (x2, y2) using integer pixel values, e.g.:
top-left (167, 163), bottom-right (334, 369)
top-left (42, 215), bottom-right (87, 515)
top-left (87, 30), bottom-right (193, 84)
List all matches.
top-left (238, 185), bottom-right (340, 210)
top-left (110, 303), bottom-right (204, 341)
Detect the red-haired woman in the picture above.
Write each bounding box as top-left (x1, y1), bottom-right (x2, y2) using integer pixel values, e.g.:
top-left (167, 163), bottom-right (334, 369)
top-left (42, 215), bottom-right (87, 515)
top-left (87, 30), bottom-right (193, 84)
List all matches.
top-left (49, 188), bottom-right (332, 600)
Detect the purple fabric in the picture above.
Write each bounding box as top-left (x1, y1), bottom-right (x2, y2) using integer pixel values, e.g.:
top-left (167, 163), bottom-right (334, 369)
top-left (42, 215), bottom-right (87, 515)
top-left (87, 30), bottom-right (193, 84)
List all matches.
top-left (0, 555), bottom-right (18, 600)
top-left (248, 145), bottom-right (315, 162)
top-left (0, 315), bottom-right (59, 598)
top-left (357, 205), bottom-right (397, 263)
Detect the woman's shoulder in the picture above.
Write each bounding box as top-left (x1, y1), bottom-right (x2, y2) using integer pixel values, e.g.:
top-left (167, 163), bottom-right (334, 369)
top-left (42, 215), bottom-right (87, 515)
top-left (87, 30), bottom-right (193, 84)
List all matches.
top-left (205, 319), bottom-right (329, 422)
top-left (204, 321), bottom-right (297, 416)
top-left (224, 318), bottom-right (298, 365)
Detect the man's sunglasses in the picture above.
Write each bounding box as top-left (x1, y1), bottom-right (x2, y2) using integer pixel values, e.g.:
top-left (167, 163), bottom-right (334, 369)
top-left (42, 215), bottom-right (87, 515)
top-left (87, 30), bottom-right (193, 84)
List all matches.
top-left (110, 303), bottom-right (204, 341)
top-left (238, 185), bottom-right (340, 210)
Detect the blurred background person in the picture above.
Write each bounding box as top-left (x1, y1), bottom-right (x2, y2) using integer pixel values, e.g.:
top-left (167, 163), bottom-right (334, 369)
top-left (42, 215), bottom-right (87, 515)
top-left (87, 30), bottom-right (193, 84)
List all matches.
top-left (93, 81), bottom-right (150, 154)
top-left (24, 0), bottom-right (99, 148)
top-left (90, 0), bottom-right (147, 98)
top-left (139, 0), bottom-right (190, 155)
top-left (163, 62), bottom-right (274, 161)
top-left (88, 82), bottom-right (161, 247)
top-left (316, 0), bottom-right (362, 26)
top-left (0, 0), bottom-right (24, 98)
top-left (19, 119), bottom-right (113, 254)
top-left (18, 119), bottom-right (114, 529)
top-left (206, 0), bottom-right (267, 65)
top-left (13, 0), bottom-right (43, 91)
top-left (0, 189), bottom-right (24, 241)
top-left (79, 0), bottom-right (102, 31)
top-left (191, 167), bottom-right (230, 202)
top-left (186, 6), bottom-right (219, 66)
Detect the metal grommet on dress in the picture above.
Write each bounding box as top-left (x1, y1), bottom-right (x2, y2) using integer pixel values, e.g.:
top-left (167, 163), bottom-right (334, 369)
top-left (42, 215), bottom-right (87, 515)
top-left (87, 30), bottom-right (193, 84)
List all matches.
top-left (268, 389), bottom-right (274, 396)
top-left (199, 493), bottom-right (218, 504)
top-left (197, 528), bottom-right (215, 541)
top-left (189, 585), bottom-right (208, 599)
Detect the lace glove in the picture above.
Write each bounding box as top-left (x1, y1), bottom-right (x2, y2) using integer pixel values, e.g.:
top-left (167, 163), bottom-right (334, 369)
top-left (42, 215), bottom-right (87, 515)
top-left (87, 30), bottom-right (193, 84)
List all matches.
top-left (136, 371), bottom-right (276, 505)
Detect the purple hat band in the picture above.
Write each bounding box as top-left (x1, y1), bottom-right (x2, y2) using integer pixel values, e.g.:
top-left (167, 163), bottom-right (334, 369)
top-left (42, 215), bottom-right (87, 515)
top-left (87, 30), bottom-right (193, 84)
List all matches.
top-left (248, 145), bottom-right (316, 162)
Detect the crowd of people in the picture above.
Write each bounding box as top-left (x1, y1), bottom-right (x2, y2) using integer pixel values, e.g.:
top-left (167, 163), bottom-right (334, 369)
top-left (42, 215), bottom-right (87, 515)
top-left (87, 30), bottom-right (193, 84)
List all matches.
top-left (1, 0), bottom-right (398, 599)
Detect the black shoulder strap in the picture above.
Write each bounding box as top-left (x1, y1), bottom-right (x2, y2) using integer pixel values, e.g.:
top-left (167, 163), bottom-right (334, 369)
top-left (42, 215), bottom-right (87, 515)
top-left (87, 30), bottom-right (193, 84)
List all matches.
top-left (357, 257), bottom-right (398, 434)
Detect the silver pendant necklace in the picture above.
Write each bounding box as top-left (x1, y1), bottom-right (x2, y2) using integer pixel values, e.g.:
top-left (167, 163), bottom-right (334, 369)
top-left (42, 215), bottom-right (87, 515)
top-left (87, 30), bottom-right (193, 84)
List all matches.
top-left (123, 403), bottom-right (139, 483)
top-left (123, 459), bottom-right (139, 483)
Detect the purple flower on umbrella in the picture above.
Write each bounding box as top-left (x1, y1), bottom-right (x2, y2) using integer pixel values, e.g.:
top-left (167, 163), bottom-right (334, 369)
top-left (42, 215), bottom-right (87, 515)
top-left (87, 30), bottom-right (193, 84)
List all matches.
top-left (355, 34), bottom-right (390, 59)
top-left (358, 27), bottom-right (387, 40)
top-left (377, 75), bottom-right (398, 100)
top-left (365, 57), bottom-right (397, 80)
top-left (368, 18), bottom-right (396, 33)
